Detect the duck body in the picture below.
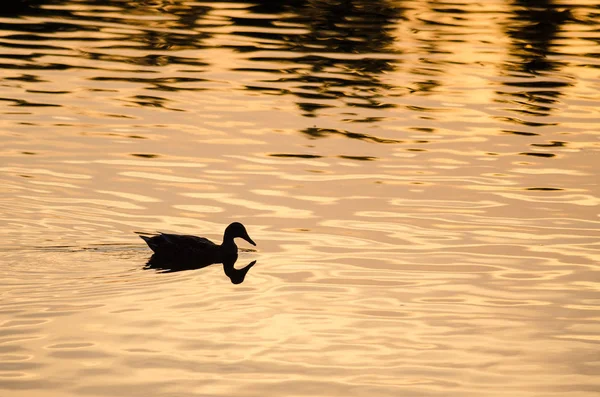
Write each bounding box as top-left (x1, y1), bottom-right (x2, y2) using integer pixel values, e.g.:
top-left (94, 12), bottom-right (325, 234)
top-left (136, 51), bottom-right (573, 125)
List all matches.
top-left (140, 233), bottom-right (231, 265)
top-left (139, 222), bottom-right (256, 279)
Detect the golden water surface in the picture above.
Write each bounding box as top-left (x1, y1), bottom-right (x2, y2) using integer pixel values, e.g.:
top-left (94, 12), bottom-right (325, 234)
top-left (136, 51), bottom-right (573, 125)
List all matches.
top-left (1, 1), bottom-right (599, 396)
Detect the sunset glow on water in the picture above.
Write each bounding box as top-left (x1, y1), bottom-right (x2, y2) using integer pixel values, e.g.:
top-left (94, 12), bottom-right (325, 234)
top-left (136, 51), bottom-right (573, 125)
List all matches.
top-left (1, 1), bottom-right (599, 396)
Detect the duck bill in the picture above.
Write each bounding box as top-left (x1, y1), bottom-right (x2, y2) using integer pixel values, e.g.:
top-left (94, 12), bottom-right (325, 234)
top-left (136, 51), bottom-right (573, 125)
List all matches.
top-left (243, 234), bottom-right (256, 246)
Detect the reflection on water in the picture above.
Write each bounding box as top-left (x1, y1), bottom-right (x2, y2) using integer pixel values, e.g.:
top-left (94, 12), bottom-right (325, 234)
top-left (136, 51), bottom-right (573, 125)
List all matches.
top-left (1, 0), bottom-right (599, 396)
top-left (145, 255), bottom-right (257, 284)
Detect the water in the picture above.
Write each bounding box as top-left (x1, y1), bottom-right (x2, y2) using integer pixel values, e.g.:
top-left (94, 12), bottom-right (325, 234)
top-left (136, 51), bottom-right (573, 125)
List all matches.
top-left (1, 0), bottom-right (599, 396)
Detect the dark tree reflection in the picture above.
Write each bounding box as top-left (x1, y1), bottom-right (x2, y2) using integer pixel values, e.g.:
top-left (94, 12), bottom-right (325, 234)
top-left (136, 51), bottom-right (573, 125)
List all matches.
top-left (229, 0), bottom-right (405, 118)
top-left (1, 0), bottom-right (592, 136)
top-left (498, 0), bottom-right (574, 128)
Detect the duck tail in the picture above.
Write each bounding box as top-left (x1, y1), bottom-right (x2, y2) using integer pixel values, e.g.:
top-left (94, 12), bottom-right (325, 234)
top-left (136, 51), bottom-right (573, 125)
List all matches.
top-left (139, 235), bottom-right (158, 253)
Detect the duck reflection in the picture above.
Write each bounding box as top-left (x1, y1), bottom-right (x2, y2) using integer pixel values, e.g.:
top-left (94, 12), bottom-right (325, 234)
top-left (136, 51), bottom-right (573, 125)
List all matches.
top-left (139, 222), bottom-right (257, 284)
top-left (144, 255), bottom-right (256, 285)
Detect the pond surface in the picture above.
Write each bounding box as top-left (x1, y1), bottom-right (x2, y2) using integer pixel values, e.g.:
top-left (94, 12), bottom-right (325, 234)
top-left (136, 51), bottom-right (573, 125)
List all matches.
top-left (1, 1), bottom-right (599, 396)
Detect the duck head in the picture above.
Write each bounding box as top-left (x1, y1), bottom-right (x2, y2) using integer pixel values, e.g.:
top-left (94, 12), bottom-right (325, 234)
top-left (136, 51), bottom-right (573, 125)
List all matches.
top-left (223, 222), bottom-right (256, 246)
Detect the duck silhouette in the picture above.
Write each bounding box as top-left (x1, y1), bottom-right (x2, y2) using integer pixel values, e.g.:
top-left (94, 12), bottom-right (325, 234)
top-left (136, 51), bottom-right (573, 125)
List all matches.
top-left (139, 222), bottom-right (257, 284)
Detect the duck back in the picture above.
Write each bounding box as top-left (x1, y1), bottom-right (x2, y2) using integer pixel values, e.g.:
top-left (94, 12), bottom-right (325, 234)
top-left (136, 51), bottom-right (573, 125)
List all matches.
top-left (140, 233), bottom-right (222, 264)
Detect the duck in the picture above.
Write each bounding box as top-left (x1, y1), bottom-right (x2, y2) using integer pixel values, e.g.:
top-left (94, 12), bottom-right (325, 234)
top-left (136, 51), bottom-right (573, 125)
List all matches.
top-left (139, 222), bottom-right (257, 283)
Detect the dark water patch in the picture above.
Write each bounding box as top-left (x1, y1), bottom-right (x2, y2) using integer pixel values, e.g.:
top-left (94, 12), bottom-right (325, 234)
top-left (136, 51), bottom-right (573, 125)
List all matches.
top-left (267, 71), bottom-right (394, 91)
top-left (519, 152), bottom-right (556, 158)
top-left (338, 155), bottom-right (377, 161)
top-left (2, 31), bottom-right (98, 43)
top-left (510, 99), bottom-right (556, 115)
top-left (431, 7), bottom-right (468, 14)
top-left (86, 88), bottom-right (118, 93)
top-left (25, 89), bottom-right (71, 94)
top-left (0, 97), bottom-right (60, 107)
top-left (148, 85), bottom-right (207, 93)
top-left (507, 108), bottom-right (552, 117)
top-left (90, 76), bottom-right (207, 84)
top-left (510, 95), bottom-right (557, 108)
top-left (407, 81), bottom-right (440, 95)
top-left (523, 58), bottom-right (566, 74)
top-left (226, 1), bottom-right (405, 55)
top-left (301, 127), bottom-right (402, 144)
top-left (502, 1), bottom-right (574, 91)
top-left (244, 85), bottom-right (288, 94)
top-left (0, 5), bottom-right (211, 52)
top-left (522, 92), bottom-right (563, 104)
top-left (0, 41), bottom-right (68, 52)
top-left (124, 95), bottom-right (184, 112)
top-left (270, 154), bottom-right (322, 159)
top-left (410, 66), bottom-right (446, 77)
top-left (90, 76), bottom-right (208, 93)
top-left (341, 130), bottom-right (401, 144)
top-left (297, 102), bottom-right (334, 114)
top-left (247, 55), bottom-right (397, 71)
top-left (106, 114), bottom-right (136, 119)
top-left (495, 116), bottom-right (558, 127)
top-left (342, 117), bottom-right (385, 123)
top-left (21, 152), bottom-right (37, 155)
top-left (0, 0), bottom-right (44, 15)
top-left (410, 127), bottom-right (436, 133)
top-left (131, 154), bottom-right (159, 159)
top-left (502, 60), bottom-right (564, 77)
top-left (416, 17), bottom-right (462, 28)
top-left (0, 61), bottom-right (76, 71)
top-left (407, 106), bottom-right (444, 117)
top-left (234, 67), bottom-right (298, 75)
top-left (496, 90), bottom-right (563, 104)
top-left (4, 74), bottom-right (48, 83)
top-left (503, 130), bottom-right (539, 137)
top-left (294, 91), bottom-right (339, 100)
top-left (0, 13), bottom-right (102, 32)
top-left (245, 56), bottom-right (397, 100)
top-left (531, 141), bottom-right (566, 148)
top-left (502, 80), bottom-right (572, 89)
top-left (526, 187), bottom-right (563, 191)
top-left (82, 52), bottom-right (209, 68)
top-left (237, 59), bottom-right (396, 111)
top-left (346, 101), bottom-right (396, 109)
